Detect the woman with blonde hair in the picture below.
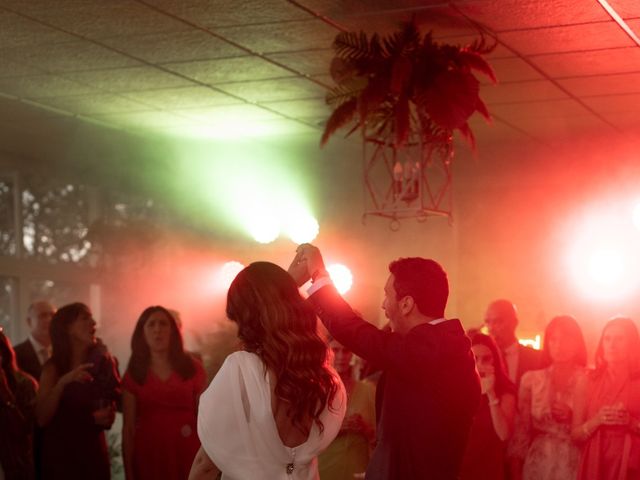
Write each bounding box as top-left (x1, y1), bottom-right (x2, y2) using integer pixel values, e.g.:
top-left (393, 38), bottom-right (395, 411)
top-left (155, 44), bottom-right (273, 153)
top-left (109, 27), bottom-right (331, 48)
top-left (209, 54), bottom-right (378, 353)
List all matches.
top-left (189, 262), bottom-right (346, 480)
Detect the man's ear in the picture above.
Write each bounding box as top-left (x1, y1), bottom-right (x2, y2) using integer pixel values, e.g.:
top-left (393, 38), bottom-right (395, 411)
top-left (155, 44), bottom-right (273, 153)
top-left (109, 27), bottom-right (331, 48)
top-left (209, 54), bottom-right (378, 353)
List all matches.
top-left (399, 296), bottom-right (415, 315)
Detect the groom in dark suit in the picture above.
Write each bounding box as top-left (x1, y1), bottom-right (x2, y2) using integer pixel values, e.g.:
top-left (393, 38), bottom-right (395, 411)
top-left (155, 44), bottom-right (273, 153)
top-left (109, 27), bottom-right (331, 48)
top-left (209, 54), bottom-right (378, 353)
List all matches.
top-left (289, 245), bottom-right (480, 480)
top-left (14, 300), bottom-right (55, 381)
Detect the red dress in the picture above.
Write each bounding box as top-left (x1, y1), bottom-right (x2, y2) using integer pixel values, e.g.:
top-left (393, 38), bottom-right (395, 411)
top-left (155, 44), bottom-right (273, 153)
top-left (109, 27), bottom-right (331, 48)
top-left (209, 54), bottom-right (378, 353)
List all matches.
top-left (123, 361), bottom-right (206, 480)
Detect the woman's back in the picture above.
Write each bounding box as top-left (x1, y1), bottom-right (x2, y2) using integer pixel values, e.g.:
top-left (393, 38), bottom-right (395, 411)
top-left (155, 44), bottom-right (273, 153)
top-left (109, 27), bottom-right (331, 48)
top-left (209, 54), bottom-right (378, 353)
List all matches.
top-left (197, 351), bottom-right (346, 480)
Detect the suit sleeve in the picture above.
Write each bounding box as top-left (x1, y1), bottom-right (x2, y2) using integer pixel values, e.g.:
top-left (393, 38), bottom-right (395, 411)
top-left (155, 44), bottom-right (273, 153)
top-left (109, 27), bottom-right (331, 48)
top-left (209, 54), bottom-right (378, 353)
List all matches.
top-left (309, 284), bottom-right (467, 378)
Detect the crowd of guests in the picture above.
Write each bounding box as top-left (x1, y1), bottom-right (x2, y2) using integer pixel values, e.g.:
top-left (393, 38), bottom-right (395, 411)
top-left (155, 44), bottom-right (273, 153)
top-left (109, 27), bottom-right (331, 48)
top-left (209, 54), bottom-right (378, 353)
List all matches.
top-left (1, 246), bottom-right (640, 479)
top-left (1, 302), bottom-right (204, 480)
top-left (462, 303), bottom-right (640, 480)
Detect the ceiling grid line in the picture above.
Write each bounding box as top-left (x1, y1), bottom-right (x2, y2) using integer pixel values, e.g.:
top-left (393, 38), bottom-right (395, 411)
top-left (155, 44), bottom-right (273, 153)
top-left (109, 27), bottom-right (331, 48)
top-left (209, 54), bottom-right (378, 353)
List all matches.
top-left (448, 2), bottom-right (624, 134)
top-left (0, 3), bottom-right (327, 133)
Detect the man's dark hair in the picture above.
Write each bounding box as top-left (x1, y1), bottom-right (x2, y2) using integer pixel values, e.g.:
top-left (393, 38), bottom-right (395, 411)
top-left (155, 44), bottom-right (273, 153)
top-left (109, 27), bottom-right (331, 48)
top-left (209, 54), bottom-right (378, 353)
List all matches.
top-left (389, 257), bottom-right (449, 318)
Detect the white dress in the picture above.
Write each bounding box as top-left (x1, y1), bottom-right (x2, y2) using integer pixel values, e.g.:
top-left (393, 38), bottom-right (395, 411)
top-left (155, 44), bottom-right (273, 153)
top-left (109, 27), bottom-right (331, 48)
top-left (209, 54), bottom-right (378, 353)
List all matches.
top-left (198, 351), bottom-right (347, 480)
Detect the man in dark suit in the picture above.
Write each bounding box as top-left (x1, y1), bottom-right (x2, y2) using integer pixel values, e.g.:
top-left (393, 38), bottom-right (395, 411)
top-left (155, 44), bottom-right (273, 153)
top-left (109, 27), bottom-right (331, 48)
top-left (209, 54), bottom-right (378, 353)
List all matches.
top-left (483, 299), bottom-right (544, 479)
top-left (14, 300), bottom-right (55, 381)
top-left (290, 245), bottom-right (481, 480)
top-left (483, 299), bottom-right (544, 388)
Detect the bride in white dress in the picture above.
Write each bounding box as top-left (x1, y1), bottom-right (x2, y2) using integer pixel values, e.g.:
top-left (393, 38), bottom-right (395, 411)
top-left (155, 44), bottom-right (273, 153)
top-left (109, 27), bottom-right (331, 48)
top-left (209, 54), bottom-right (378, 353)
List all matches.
top-left (189, 262), bottom-right (346, 480)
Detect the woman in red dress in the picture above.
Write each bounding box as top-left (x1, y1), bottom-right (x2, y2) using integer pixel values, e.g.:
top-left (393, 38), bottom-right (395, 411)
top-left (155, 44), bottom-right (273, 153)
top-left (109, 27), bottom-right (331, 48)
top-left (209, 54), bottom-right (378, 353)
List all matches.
top-left (572, 317), bottom-right (640, 480)
top-left (122, 306), bottom-right (206, 480)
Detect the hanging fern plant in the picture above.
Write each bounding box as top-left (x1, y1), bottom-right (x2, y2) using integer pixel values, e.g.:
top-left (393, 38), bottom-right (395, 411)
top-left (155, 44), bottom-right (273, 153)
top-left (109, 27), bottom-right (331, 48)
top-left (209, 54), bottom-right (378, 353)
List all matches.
top-left (320, 20), bottom-right (496, 150)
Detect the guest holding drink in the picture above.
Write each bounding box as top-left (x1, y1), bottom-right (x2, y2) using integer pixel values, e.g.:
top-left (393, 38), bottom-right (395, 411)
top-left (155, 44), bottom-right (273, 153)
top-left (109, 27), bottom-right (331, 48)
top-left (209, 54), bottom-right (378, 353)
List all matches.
top-left (512, 315), bottom-right (587, 480)
top-left (572, 317), bottom-right (640, 480)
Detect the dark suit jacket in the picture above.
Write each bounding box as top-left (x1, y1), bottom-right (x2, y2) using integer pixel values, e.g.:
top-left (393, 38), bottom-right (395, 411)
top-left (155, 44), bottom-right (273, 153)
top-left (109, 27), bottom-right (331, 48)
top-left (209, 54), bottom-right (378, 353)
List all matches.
top-left (310, 285), bottom-right (481, 480)
top-left (14, 339), bottom-right (43, 382)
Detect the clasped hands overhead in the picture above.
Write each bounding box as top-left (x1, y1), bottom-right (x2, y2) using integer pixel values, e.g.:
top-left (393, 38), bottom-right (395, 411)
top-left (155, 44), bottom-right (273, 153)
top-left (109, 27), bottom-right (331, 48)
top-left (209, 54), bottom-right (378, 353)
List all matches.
top-left (287, 243), bottom-right (328, 287)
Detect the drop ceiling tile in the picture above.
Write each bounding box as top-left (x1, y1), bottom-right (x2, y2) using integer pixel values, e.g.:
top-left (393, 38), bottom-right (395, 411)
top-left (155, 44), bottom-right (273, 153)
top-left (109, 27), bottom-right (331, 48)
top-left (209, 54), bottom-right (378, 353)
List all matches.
top-left (90, 111), bottom-right (197, 129)
top-left (143, 0), bottom-right (310, 27)
top-left (600, 111), bottom-right (640, 129)
top-left (217, 77), bottom-right (327, 102)
top-left (2, 41), bottom-right (140, 73)
top-left (229, 117), bottom-right (317, 136)
top-left (32, 94), bottom-right (150, 115)
top-left (7, 1), bottom-right (188, 39)
top-left (213, 20), bottom-right (339, 54)
top-left (605, 0), bottom-right (640, 18)
top-left (176, 104), bottom-right (284, 122)
top-left (261, 98), bottom-right (330, 118)
top-left (100, 30), bottom-right (244, 64)
top-left (62, 66), bottom-right (193, 93)
top-left (481, 80), bottom-right (568, 104)
top-left (456, 0), bottom-right (610, 31)
top-left (123, 86), bottom-right (240, 110)
top-left (558, 72), bottom-right (640, 96)
top-left (0, 74), bottom-right (94, 98)
top-left (489, 57), bottom-right (543, 83)
top-left (581, 93), bottom-right (640, 113)
top-left (531, 47), bottom-right (640, 77)
top-left (490, 99), bottom-right (593, 119)
top-left (0, 59), bottom-right (43, 78)
top-left (498, 21), bottom-right (633, 56)
top-left (0, 10), bottom-right (75, 47)
top-left (165, 56), bottom-right (292, 84)
top-left (265, 49), bottom-right (334, 77)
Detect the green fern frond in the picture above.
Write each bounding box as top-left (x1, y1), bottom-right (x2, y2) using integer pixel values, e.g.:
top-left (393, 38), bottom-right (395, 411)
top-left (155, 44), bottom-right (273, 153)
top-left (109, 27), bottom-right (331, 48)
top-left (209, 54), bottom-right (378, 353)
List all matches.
top-left (321, 98), bottom-right (358, 146)
top-left (325, 76), bottom-right (367, 107)
top-left (334, 31), bottom-right (380, 62)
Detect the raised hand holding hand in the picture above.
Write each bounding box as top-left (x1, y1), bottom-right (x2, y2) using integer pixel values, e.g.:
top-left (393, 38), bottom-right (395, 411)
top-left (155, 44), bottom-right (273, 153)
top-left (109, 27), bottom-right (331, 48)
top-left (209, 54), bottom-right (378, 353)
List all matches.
top-left (287, 249), bottom-right (310, 287)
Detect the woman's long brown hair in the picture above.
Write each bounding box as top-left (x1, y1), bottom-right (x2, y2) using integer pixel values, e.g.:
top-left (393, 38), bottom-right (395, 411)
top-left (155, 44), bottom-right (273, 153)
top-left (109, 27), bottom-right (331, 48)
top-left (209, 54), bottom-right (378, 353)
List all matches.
top-left (226, 261), bottom-right (339, 433)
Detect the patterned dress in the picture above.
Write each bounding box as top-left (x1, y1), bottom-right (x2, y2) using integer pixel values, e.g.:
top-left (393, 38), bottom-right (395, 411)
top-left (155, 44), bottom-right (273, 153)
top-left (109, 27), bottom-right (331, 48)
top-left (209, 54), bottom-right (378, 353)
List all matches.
top-left (512, 367), bottom-right (584, 480)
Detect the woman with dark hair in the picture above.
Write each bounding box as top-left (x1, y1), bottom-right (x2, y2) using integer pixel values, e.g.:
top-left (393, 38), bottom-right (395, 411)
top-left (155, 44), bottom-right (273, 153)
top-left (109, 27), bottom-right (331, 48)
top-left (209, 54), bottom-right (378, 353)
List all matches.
top-left (572, 317), bottom-right (640, 480)
top-left (460, 332), bottom-right (516, 480)
top-left (35, 303), bottom-right (120, 480)
top-left (122, 306), bottom-right (206, 480)
top-left (511, 315), bottom-right (587, 480)
top-left (189, 262), bottom-right (346, 480)
top-left (0, 328), bottom-right (38, 480)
